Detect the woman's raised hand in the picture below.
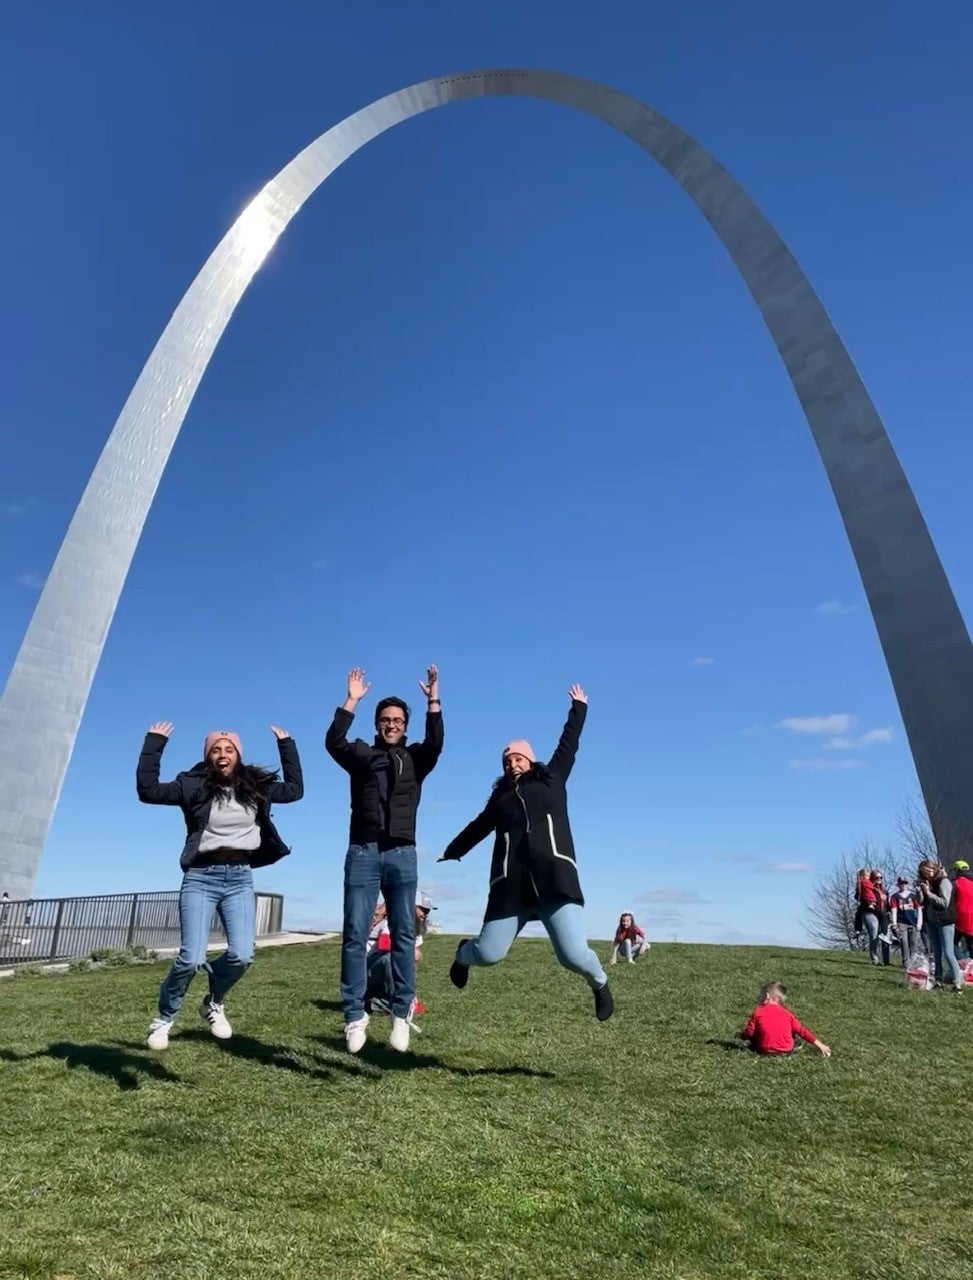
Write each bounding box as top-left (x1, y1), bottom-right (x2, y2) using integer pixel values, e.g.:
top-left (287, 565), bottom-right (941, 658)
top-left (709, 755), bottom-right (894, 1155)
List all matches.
top-left (148, 721), bottom-right (173, 737)
top-left (568, 684), bottom-right (588, 704)
top-left (269, 726), bottom-right (290, 740)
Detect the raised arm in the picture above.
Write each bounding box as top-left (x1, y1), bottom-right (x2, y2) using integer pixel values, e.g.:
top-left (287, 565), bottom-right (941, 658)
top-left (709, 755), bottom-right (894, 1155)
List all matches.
top-left (325, 668), bottom-right (370, 769)
top-left (267, 727), bottom-right (304, 803)
top-left (438, 799), bottom-right (496, 863)
top-left (548, 685), bottom-right (588, 780)
top-left (136, 723), bottom-right (184, 804)
top-left (410, 664), bottom-right (444, 780)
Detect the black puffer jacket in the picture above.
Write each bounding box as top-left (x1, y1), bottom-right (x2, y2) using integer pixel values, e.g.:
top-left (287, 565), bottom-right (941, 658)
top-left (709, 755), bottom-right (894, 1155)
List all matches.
top-left (442, 701), bottom-right (586, 921)
top-left (325, 708), bottom-right (443, 845)
top-left (136, 733), bottom-right (304, 870)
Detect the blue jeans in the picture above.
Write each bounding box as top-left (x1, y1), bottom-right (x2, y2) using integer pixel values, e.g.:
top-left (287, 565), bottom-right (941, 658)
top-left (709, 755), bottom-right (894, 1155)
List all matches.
top-left (929, 922), bottom-right (963, 986)
top-left (341, 843), bottom-right (416, 1021)
top-left (458, 901), bottom-right (607, 989)
top-left (158, 864), bottom-right (255, 1020)
top-left (863, 911), bottom-right (889, 965)
top-left (365, 951), bottom-right (394, 1011)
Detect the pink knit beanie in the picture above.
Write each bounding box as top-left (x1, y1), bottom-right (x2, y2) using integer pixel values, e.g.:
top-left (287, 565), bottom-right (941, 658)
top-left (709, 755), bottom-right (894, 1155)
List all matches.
top-left (502, 739), bottom-right (535, 764)
top-left (203, 730), bottom-right (243, 760)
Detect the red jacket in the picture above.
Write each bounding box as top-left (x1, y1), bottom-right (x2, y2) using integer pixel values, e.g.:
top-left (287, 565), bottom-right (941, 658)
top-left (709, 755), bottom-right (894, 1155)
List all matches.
top-left (857, 875), bottom-right (877, 908)
top-left (954, 873), bottom-right (973, 934)
top-left (614, 923), bottom-right (645, 945)
top-left (741, 1003), bottom-right (817, 1054)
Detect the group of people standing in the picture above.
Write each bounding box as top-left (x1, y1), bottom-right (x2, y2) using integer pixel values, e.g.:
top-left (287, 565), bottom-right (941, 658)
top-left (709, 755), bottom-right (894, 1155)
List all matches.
top-left (854, 861), bottom-right (973, 990)
top-left (136, 666), bottom-right (614, 1055)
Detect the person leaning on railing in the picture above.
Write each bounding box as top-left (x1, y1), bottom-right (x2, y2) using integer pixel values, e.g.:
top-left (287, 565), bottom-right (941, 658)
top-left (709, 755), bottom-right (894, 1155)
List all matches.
top-left (136, 722), bottom-right (303, 1050)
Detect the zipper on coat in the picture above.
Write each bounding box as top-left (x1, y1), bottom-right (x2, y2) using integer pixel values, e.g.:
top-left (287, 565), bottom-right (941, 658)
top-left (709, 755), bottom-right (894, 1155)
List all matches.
top-left (514, 781), bottom-right (541, 896)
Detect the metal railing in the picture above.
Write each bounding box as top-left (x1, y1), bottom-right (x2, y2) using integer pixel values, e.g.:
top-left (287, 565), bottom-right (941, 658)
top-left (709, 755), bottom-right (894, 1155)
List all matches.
top-left (0, 890), bottom-right (284, 966)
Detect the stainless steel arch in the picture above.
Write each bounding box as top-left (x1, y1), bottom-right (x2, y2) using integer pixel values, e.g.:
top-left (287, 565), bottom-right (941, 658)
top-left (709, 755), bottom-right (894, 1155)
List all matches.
top-left (3, 69), bottom-right (972, 896)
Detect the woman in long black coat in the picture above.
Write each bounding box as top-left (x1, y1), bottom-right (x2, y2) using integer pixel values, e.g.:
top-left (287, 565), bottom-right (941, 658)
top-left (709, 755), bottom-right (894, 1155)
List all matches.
top-left (438, 685), bottom-right (613, 1020)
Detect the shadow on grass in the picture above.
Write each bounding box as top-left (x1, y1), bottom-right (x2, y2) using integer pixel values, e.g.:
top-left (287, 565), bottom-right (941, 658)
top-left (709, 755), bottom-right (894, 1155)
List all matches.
top-left (704, 1037), bottom-right (750, 1053)
top-left (309, 1033), bottom-right (555, 1078)
top-left (174, 1029), bottom-right (373, 1081)
top-left (0, 1042), bottom-right (182, 1090)
top-left (310, 997), bottom-right (344, 1013)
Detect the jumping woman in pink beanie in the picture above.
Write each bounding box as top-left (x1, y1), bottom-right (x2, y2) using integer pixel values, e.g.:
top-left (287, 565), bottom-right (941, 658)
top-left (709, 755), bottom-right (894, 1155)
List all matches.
top-left (136, 722), bottom-right (303, 1049)
top-left (439, 685), bottom-right (613, 1022)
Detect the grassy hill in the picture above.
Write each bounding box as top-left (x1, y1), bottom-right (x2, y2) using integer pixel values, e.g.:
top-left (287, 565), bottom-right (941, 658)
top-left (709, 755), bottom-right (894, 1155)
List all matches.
top-left (1, 937), bottom-right (970, 1280)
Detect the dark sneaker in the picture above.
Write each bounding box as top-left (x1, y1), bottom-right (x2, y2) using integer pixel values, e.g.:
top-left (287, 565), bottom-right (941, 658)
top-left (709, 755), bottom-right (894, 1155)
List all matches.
top-left (594, 982), bottom-right (614, 1022)
top-left (450, 940), bottom-right (471, 990)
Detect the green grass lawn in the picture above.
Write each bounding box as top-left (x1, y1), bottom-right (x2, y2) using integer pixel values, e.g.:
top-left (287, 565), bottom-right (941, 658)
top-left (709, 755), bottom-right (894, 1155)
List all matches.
top-left (1, 937), bottom-right (971, 1280)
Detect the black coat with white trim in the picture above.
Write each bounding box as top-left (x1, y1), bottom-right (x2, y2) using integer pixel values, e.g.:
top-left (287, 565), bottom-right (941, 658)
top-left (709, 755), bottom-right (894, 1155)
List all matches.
top-left (441, 701), bottom-right (586, 921)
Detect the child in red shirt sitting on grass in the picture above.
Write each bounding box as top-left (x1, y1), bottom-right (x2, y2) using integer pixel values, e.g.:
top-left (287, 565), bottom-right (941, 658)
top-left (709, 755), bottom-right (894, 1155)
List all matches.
top-left (740, 981), bottom-right (831, 1057)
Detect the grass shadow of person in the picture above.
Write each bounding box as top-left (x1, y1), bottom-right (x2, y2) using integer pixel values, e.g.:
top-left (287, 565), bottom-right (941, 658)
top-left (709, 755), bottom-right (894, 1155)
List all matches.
top-left (175, 1028), bottom-right (371, 1081)
top-left (0, 1042), bottom-right (182, 1091)
top-left (310, 997), bottom-right (344, 1014)
top-left (705, 1037), bottom-right (750, 1053)
top-left (308, 1033), bottom-right (555, 1079)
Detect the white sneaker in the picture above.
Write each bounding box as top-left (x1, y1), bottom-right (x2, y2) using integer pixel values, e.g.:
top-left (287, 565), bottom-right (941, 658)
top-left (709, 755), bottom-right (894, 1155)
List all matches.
top-left (146, 1017), bottom-right (172, 1051)
top-left (344, 1013), bottom-right (369, 1054)
top-left (389, 1014), bottom-right (411, 1053)
top-left (627, 957), bottom-right (636, 964)
top-left (199, 998), bottom-right (232, 1040)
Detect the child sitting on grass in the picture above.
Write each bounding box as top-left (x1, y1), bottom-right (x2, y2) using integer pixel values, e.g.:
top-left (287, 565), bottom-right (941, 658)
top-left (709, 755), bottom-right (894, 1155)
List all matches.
top-left (740, 981), bottom-right (831, 1057)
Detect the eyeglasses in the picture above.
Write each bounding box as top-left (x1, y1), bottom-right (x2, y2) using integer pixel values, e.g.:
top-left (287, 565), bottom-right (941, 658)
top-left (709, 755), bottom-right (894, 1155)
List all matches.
top-left (378, 717), bottom-right (405, 727)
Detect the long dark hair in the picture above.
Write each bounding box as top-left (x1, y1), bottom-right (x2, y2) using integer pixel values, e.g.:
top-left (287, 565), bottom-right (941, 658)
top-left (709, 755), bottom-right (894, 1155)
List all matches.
top-left (491, 761), bottom-right (551, 792)
top-left (199, 760), bottom-right (279, 809)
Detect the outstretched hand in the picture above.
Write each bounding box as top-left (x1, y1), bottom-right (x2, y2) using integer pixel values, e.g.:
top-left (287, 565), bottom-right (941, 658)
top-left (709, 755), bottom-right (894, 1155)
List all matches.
top-left (419, 664), bottom-right (439, 700)
top-left (568, 684), bottom-right (588, 704)
top-left (269, 725), bottom-right (290, 740)
top-left (148, 721), bottom-right (173, 737)
top-left (347, 667), bottom-right (370, 703)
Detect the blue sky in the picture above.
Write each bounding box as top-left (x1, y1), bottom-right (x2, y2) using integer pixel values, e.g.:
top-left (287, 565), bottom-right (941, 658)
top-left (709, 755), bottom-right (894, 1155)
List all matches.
top-left (2, 1), bottom-right (972, 945)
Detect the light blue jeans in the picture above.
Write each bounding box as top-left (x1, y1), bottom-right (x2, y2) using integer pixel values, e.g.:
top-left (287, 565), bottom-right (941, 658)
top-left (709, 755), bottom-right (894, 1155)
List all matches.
top-left (341, 843), bottom-right (417, 1021)
top-left (458, 901), bottom-right (607, 989)
top-left (158, 864), bottom-right (256, 1020)
top-left (928, 922), bottom-right (963, 986)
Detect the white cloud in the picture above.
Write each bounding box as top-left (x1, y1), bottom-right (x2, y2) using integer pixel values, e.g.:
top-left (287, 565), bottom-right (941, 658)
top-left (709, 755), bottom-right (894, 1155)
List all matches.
top-left (690, 657), bottom-right (715, 667)
top-left (14, 572), bottom-right (44, 590)
top-left (789, 757), bottom-right (866, 772)
top-left (825, 726), bottom-right (893, 750)
top-left (816, 600), bottom-right (858, 616)
top-left (778, 714), bottom-right (854, 735)
top-left (763, 860), bottom-right (813, 873)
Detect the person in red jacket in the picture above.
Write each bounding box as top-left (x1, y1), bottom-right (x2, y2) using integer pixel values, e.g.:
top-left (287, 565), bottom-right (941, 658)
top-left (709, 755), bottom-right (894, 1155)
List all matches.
top-left (951, 860), bottom-right (973, 960)
top-left (740, 981), bottom-right (831, 1057)
top-left (610, 912), bottom-right (649, 965)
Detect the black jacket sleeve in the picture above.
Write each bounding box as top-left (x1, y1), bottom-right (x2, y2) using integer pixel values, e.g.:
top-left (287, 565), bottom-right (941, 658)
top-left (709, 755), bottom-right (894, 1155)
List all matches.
top-left (409, 709), bottom-right (444, 781)
top-left (547, 700), bottom-right (587, 781)
top-left (267, 736), bottom-right (304, 804)
top-left (136, 733), bottom-right (184, 804)
top-left (441, 799), bottom-right (496, 861)
top-left (325, 707), bottom-right (364, 771)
